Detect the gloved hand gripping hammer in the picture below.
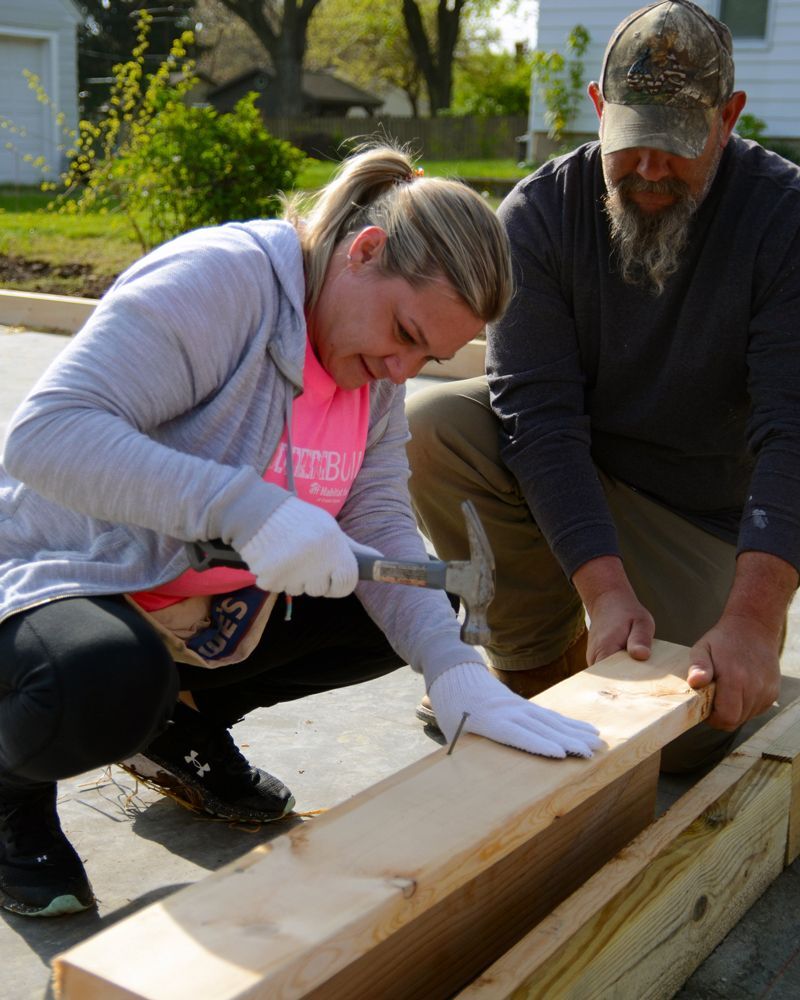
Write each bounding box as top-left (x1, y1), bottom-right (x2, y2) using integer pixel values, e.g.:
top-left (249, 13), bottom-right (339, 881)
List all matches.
top-left (187, 500), bottom-right (495, 646)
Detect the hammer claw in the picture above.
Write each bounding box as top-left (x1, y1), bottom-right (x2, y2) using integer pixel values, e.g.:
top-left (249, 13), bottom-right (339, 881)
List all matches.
top-left (357, 500), bottom-right (495, 647)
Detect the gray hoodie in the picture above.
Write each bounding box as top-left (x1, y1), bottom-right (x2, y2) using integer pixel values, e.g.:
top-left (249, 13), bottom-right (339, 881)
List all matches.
top-left (0, 220), bottom-right (473, 686)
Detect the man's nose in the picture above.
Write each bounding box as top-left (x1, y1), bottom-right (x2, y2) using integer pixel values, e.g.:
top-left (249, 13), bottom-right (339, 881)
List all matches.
top-left (634, 147), bottom-right (672, 182)
top-left (385, 350), bottom-right (425, 385)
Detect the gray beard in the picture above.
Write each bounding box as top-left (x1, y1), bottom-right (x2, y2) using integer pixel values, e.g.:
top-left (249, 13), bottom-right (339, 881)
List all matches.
top-left (603, 178), bottom-right (698, 296)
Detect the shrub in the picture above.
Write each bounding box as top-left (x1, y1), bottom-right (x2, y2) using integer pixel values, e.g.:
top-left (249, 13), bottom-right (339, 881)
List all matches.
top-left (31, 11), bottom-right (305, 251)
top-left (109, 93), bottom-right (305, 248)
top-left (735, 112), bottom-right (800, 164)
top-left (735, 113), bottom-right (767, 142)
top-left (531, 25), bottom-right (591, 151)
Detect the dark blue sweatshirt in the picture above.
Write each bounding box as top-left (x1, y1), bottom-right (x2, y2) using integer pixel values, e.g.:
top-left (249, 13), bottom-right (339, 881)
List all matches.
top-left (488, 136), bottom-right (800, 578)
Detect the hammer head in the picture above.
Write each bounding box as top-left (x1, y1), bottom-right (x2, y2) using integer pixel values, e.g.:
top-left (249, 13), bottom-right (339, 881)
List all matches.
top-left (445, 500), bottom-right (495, 646)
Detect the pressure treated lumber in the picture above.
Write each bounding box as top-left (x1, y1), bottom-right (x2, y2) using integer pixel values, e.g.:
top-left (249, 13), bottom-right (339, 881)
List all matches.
top-left (54, 639), bottom-right (710, 1000)
top-left (459, 696), bottom-right (800, 1000)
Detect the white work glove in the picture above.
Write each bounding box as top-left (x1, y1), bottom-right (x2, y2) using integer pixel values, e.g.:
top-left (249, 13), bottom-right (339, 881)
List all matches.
top-left (240, 495), bottom-right (370, 598)
top-left (429, 662), bottom-right (602, 759)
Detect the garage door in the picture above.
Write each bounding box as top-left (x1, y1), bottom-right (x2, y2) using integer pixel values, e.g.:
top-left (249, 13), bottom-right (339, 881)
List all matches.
top-left (0, 34), bottom-right (52, 185)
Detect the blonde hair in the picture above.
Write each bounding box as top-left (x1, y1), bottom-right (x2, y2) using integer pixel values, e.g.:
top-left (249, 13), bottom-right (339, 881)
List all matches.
top-left (284, 143), bottom-right (512, 322)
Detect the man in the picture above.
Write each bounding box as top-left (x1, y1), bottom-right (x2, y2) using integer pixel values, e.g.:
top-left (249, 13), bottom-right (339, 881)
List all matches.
top-left (407, 0), bottom-right (800, 771)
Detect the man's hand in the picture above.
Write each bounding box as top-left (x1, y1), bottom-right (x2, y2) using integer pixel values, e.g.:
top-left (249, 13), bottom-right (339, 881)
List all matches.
top-left (687, 615), bottom-right (781, 729)
top-left (573, 555), bottom-right (655, 664)
top-left (686, 551), bottom-right (797, 730)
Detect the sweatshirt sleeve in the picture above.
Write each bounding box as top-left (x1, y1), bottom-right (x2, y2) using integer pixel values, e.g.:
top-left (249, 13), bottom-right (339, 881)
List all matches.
top-left (487, 176), bottom-right (619, 579)
top-left (740, 189), bottom-right (800, 572)
top-left (337, 382), bottom-right (483, 687)
top-left (2, 228), bottom-right (293, 551)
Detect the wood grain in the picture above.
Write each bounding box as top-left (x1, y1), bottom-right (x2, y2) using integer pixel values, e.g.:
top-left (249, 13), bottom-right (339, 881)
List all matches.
top-left (460, 698), bottom-right (800, 999)
top-left (54, 640), bottom-right (708, 1000)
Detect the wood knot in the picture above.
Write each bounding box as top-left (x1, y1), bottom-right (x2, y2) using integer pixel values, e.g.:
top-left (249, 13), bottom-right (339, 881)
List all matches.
top-left (388, 877), bottom-right (417, 899)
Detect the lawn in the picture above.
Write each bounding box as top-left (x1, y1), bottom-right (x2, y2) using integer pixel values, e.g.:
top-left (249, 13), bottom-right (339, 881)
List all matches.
top-left (0, 157), bottom-right (523, 298)
top-left (0, 187), bottom-right (141, 298)
top-left (296, 157), bottom-right (530, 189)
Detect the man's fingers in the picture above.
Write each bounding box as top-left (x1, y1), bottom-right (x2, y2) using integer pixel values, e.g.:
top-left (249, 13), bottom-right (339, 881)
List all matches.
top-left (587, 637), bottom-right (624, 665)
top-left (691, 650), bottom-right (740, 730)
top-left (687, 640), bottom-right (714, 689)
top-left (627, 637), bottom-right (651, 661)
top-left (706, 688), bottom-right (745, 733)
top-left (626, 617), bottom-right (653, 661)
top-left (687, 662), bottom-right (714, 689)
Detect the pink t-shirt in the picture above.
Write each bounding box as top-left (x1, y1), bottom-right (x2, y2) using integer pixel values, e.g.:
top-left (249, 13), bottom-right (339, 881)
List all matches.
top-left (132, 337), bottom-right (370, 611)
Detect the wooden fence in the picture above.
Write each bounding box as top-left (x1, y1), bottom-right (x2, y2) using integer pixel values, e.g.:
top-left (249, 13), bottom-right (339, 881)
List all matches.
top-left (262, 115), bottom-right (529, 161)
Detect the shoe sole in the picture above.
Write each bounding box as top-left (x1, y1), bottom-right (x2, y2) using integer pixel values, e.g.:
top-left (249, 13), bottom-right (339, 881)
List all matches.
top-left (119, 755), bottom-right (295, 824)
top-left (415, 702), bottom-right (442, 733)
top-left (0, 888), bottom-right (94, 917)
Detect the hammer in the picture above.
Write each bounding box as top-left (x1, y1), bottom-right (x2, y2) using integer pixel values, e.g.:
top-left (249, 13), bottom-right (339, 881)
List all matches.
top-left (186, 500), bottom-right (495, 646)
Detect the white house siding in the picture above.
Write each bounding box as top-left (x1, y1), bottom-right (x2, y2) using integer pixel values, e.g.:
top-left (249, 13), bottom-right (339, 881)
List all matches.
top-left (535, 0), bottom-right (800, 140)
top-left (0, 0), bottom-right (80, 184)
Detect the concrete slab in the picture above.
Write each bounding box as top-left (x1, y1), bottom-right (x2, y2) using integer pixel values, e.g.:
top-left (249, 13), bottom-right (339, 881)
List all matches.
top-left (2, 328), bottom-right (800, 999)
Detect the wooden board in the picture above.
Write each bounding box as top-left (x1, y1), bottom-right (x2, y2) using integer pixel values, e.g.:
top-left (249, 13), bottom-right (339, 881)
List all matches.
top-left (308, 755), bottom-right (659, 1000)
top-left (459, 697), bottom-right (800, 1000)
top-left (762, 715), bottom-right (800, 864)
top-left (53, 640), bottom-right (710, 1000)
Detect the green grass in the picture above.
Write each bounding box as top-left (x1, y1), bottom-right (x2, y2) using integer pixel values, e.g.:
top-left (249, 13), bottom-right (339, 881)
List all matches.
top-left (0, 156), bottom-right (521, 295)
top-left (0, 186), bottom-right (142, 296)
top-left (296, 157), bottom-right (528, 189)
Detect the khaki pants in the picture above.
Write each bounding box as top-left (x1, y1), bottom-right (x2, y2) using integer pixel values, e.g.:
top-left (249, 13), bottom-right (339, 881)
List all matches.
top-left (406, 376), bottom-right (738, 772)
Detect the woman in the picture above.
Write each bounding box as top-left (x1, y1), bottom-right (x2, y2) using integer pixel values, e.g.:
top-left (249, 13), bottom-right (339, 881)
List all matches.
top-left (0, 145), bottom-right (600, 918)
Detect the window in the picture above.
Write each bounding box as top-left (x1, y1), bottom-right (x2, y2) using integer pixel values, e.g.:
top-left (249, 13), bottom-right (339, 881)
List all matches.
top-left (719, 0), bottom-right (769, 39)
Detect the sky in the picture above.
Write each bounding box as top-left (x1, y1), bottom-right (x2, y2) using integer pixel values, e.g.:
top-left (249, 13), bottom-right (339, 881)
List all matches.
top-left (496, 0), bottom-right (539, 51)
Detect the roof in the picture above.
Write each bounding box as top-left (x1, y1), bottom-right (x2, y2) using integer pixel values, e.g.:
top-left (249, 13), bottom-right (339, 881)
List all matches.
top-left (301, 69), bottom-right (382, 108)
top-left (207, 67), bottom-right (382, 109)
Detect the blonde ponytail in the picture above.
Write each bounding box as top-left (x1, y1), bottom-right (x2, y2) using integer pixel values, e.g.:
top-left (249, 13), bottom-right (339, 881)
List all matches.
top-left (284, 142), bottom-right (512, 322)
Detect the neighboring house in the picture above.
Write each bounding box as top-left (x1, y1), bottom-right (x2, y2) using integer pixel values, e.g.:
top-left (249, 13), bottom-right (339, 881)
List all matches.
top-left (206, 68), bottom-right (383, 118)
top-left (348, 85), bottom-right (419, 118)
top-left (0, 0), bottom-right (80, 185)
top-left (531, 0), bottom-right (800, 155)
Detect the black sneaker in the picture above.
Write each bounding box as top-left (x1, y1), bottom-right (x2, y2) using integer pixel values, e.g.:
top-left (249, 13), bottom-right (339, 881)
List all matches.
top-left (0, 782), bottom-right (95, 917)
top-left (119, 703), bottom-right (295, 823)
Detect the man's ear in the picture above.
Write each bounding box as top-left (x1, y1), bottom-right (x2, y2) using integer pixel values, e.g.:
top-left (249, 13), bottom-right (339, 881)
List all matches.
top-left (588, 81), bottom-right (604, 121)
top-left (346, 226), bottom-right (388, 266)
top-left (720, 91), bottom-right (747, 145)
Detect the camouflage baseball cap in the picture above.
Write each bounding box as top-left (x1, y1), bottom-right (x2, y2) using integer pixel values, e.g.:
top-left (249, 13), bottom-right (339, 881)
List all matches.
top-left (599, 0), bottom-right (735, 158)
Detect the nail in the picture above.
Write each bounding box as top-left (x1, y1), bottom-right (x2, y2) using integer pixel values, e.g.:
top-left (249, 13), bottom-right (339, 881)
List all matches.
top-left (446, 712), bottom-right (470, 755)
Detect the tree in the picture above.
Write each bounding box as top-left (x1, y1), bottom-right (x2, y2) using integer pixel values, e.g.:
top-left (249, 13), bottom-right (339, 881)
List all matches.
top-left (209, 0), bottom-right (325, 116)
top-left (450, 46), bottom-right (532, 117)
top-left (193, 0), bottom-right (268, 84)
top-left (76, 0), bottom-right (197, 115)
top-left (400, 0), bottom-right (506, 116)
top-left (401, 0), bottom-right (463, 115)
top-left (306, 0), bottom-right (424, 115)
top-left (46, 12), bottom-right (305, 251)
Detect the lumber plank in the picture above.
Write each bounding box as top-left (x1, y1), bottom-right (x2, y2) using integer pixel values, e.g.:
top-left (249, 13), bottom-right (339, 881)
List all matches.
top-left (763, 716), bottom-right (800, 864)
top-left (310, 755), bottom-right (659, 999)
top-left (54, 639), bottom-right (708, 1000)
top-left (458, 697), bottom-right (800, 1000)
top-left (0, 289), bottom-right (97, 334)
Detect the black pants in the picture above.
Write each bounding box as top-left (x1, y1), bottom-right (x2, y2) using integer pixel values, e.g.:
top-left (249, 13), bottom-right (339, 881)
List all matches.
top-left (0, 593), bottom-right (403, 789)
